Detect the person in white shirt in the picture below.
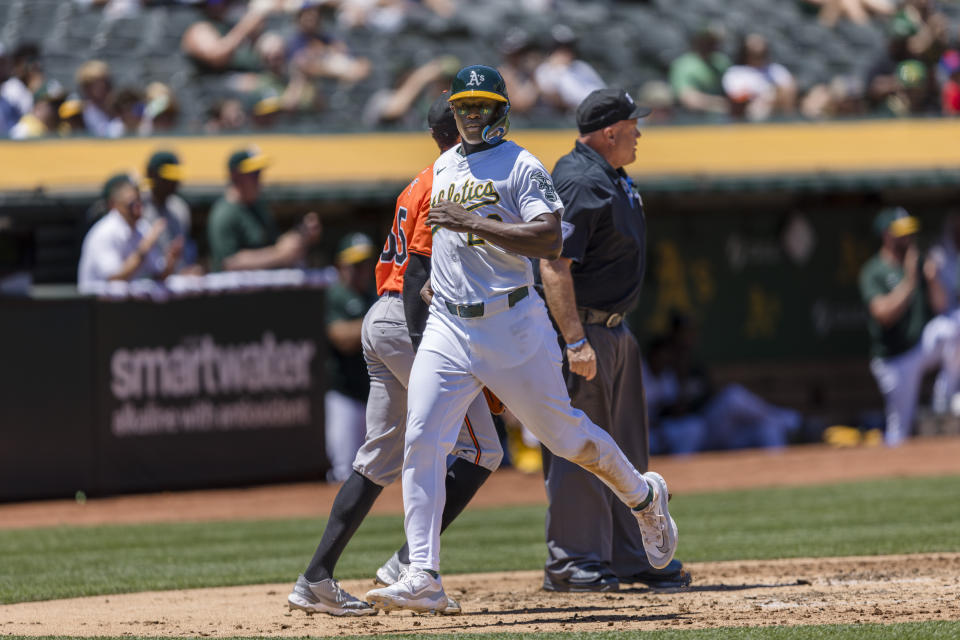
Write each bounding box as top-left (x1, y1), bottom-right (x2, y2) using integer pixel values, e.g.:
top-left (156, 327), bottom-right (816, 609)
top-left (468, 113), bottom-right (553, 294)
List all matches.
top-left (534, 25), bottom-right (605, 113)
top-left (722, 33), bottom-right (797, 121)
top-left (78, 175), bottom-right (182, 293)
top-left (1, 43), bottom-right (43, 121)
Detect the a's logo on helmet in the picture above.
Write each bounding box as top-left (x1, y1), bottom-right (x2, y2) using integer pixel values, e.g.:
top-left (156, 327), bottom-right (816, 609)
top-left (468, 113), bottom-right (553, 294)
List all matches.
top-left (466, 70), bottom-right (485, 87)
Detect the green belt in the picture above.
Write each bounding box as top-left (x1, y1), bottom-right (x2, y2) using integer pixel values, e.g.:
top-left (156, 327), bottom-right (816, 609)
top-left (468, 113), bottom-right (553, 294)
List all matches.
top-left (445, 286), bottom-right (529, 318)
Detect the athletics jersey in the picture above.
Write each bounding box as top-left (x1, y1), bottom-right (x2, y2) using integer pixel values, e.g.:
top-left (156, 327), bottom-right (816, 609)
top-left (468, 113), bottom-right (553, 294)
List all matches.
top-left (375, 165), bottom-right (435, 295)
top-left (429, 141), bottom-right (563, 304)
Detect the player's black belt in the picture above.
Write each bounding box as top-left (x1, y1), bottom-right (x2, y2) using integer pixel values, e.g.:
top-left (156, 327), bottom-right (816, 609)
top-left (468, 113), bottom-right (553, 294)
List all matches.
top-left (444, 286), bottom-right (529, 318)
top-left (578, 307), bottom-right (624, 328)
top-left (383, 290), bottom-right (402, 299)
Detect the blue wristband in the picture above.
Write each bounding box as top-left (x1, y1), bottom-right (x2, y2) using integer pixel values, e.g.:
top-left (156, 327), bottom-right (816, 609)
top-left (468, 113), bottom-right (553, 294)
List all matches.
top-left (566, 337), bottom-right (587, 350)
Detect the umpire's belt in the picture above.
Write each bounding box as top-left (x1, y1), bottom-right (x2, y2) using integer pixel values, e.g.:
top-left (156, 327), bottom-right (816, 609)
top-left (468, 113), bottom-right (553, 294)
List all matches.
top-left (578, 307), bottom-right (624, 328)
top-left (444, 286), bottom-right (529, 318)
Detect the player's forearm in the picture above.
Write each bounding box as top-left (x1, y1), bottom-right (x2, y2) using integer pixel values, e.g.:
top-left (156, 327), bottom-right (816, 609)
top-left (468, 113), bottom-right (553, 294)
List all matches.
top-left (870, 278), bottom-right (917, 327)
top-left (539, 257), bottom-right (586, 344)
top-left (927, 274), bottom-right (948, 315)
top-left (466, 213), bottom-right (562, 260)
top-left (108, 252), bottom-right (146, 282)
top-left (327, 319), bottom-right (363, 354)
top-left (403, 252), bottom-right (432, 351)
top-left (222, 248), bottom-right (284, 271)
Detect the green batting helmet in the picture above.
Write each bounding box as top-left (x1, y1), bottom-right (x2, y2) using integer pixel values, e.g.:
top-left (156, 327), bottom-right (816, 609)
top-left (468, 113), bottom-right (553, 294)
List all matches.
top-left (449, 64), bottom-right (509, 105)
top-left (449, 64), bottom-right (511, 144)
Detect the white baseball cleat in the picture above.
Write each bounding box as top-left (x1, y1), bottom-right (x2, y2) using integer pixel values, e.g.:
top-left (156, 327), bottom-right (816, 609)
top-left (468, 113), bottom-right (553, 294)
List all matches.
top-left (374, 552), bottom-right (462, 614)
top-left (633, 471), bottom-right (678, 570)
top-left (287, 575), bottom-right (376, 616)
top-left (365, 566), bottom-right (448, 613)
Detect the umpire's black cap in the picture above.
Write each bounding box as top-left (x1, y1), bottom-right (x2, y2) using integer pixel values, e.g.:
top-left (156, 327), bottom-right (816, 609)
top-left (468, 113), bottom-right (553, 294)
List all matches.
top-left (576, 88), bottom-right (651, 134)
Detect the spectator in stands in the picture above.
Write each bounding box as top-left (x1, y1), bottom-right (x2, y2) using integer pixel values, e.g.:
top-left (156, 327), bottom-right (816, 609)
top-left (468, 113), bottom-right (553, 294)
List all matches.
top-left (181, 0), bottom-right (270, 73)
top-left (142, 151), bottom-right (201, 275)
top-left (644, 313), bottom-right (802, 454)
top-left (362, 55), bottom-right (458, 127)
top-left (800, 75), bottom-right (868, 119)
top-left (722, 33), bottom-right (797, 121)
top-left (803, 0), bottom-right (894, 27)
top-left (249, 90), bottom-right (284, 129)
top-left (534, 24), bottom-right (606, 114)
top-left (867, 34), bottom-right (912, 107)
top-left (110, 87), bottom-right (144, 137)
top-left (9, 81), bottom-right (65, 140)
top-left (859, 206), bottom-right (960, 445)
top-left (204, 98), bottom-right (248, 133)
top-left (76, 60), bottom-right (123, 138)
top-left (289, 3), bottom-right (370, 85)
top-left (231, 31), bottom-right (317, 114)
top-left (498, 29), bottom-right (546, 117)
top-left (207, 147), bottom-right (321, 271)
top-left (78, 174), bottom-right (181, 292)
top-left (0, 44), bottom-right (18, 135)
top-left (324, 232), bottom-right (377, 482)
top-left (879, 59), bottom-right (938, 116)
top-left (57, 94), bottom-right (86, 136)
top-left (669, 24), bottom-right (730, 117)
top-left (637, 80), bottom-right (675, 124)
top-left (890, 0), bottom-right (950, 65)
top-left (1, 42), bottom-right (44, 123)
top-left (139, 82), bottom-right (180, 134)
top-left (939, 49), bottom-right (960, 115)
top-left (334, 0), bottom-right (454, 33)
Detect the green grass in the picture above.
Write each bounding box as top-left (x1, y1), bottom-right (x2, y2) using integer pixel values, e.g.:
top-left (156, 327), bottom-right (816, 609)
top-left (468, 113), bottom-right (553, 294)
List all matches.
top-left (1, 475), bottom-right (959, 604)
top-left (8, 621), bottom-right (960, 639)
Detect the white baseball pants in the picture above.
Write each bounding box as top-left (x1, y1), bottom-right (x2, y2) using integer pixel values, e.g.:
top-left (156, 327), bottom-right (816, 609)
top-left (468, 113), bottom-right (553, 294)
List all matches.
top-left (403, 292), bottom-right (649, 571)
top-left (869, 313), bottom-right (960, 446)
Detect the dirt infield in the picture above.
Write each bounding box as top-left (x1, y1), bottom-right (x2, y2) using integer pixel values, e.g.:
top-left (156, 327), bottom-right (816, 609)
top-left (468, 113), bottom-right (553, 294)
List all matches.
top-left (2, 437), bottom-right (960, 636)
top-left (3, 554), bottom-right (959, 636)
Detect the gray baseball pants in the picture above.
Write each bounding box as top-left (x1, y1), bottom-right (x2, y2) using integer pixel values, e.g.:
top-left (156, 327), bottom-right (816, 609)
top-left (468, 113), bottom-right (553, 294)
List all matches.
top-left (354, 293), bottom-right (502, 486)
top-left (543, 320), bottom-right (653, 582)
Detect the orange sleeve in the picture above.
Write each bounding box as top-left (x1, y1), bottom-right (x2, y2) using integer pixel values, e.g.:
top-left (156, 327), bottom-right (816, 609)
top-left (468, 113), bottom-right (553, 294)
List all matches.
top-left (404, 167), bottom-right (434, 258)
top-left (375, 166), bottom-right (434, 295)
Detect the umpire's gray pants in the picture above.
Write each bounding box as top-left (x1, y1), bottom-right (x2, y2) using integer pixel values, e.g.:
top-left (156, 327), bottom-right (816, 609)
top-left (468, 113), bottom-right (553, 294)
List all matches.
top-left (543, 321), bottom-right (652, 581)
top-left (354, 293), bottom-right (502, 486)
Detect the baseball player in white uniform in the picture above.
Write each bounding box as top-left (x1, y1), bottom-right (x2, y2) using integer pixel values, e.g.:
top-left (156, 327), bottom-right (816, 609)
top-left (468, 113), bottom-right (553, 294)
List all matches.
top-left (365, 65), bottom-right (679, 613)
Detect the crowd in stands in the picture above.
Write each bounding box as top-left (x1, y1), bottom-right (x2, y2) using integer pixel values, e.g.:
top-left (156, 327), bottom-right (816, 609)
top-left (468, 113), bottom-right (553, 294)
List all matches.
top-left (1, 0), bottom-right (960, 139)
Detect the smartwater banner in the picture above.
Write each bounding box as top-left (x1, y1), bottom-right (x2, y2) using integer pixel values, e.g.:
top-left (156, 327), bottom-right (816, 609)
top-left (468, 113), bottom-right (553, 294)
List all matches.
top-left (94, 290), bottom-right (328, 493)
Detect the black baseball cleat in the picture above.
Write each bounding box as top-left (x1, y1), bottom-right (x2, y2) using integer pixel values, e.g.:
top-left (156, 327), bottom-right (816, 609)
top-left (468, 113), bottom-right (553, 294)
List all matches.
top-left (618, 559), bottom-right (692, 589)
top-left (543, 565), bottom-right (619, 592)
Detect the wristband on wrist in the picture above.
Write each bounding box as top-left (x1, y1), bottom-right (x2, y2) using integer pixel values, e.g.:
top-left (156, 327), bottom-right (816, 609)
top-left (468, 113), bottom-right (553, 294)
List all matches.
top-left (566, 337), bottom-right (587, 350)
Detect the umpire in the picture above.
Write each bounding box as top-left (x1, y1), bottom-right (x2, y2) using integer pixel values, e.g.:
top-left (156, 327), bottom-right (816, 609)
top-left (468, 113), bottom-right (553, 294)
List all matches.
top-left (538, 88), bottom-right (689, 592)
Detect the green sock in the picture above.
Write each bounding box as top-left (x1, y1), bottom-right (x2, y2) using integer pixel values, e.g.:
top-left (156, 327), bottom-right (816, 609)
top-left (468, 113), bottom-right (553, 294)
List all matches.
top-left (632, 478), bottom-right (655, 511)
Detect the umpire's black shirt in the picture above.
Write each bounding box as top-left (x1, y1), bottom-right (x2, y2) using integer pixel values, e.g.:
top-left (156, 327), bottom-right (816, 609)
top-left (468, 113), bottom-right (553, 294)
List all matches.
top-left (551, 140), bottom-right (647, 313)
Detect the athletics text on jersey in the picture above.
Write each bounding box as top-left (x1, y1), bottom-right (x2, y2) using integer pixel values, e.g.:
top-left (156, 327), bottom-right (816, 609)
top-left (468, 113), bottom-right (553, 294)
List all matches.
top-left (429, 141), bottom-right (563, 304)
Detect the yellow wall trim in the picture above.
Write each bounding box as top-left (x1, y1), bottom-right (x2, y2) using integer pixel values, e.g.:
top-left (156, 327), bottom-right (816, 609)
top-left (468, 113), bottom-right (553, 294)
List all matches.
top-left (1, 119), bottom-right (958, 193)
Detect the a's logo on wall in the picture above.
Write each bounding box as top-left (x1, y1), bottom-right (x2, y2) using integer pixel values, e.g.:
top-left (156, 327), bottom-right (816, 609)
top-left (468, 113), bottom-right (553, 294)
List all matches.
top-left (530, 170), bottom-right (558, 202)
top-left (466, 70), bottom-right (485, 87)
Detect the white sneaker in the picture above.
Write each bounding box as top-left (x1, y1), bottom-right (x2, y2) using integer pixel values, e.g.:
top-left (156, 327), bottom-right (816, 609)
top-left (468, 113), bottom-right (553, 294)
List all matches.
top-left (374, 553), bottom-right (462, 614)
top-left (365, 566), bottom-right (448, 613)
top-left (633, 471), bottom-right (678, 570)
top-left (374, 552), bottom-right (403, 586)
top-left (287, 575), bottom-right (376, 616)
